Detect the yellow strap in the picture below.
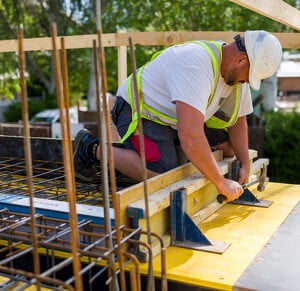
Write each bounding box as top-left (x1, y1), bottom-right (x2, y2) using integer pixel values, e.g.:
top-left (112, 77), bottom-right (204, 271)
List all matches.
top-left (121, 73), bottom-right (140, 143)
top-left (191, 41), bottom-right (221, 106)
top-left (143, 103), bottom-right (177, 123)
top-left (122, 40), bottom-right (229, 143)
top-left (120, 110), bottom-right (138, 143)
top-left (205, 85), bottom-right (239, 129)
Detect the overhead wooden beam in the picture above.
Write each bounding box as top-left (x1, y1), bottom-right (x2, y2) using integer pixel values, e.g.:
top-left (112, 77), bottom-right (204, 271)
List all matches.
top-left (0, 31), bottom-right (300, 54)
top-left (229, 0), bottom-right (300, 31)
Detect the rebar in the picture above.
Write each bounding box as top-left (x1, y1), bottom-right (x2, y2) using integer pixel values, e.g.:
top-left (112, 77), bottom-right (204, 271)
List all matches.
top-left (0, 23), bottom-right (168, 291)
top-left (50, 23), bottom-right (83, 291)
top-left (18, 28), bottom-right (41, 290)
top-left (0, 209), bottom-right (165, 290)
top-left (128, 37), bottom-right (155, 291)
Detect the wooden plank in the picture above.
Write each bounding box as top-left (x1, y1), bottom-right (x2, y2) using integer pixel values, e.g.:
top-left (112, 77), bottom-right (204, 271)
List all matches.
top-left (118, 161), bottom-right (197, 225)
top-left (143, 183), bottom-right (300, 289)
top-left (127, 151), bottom-right (259, 233)
top-left (118, 150), bottom-right (223, 225)
top-left (251, 158), bottom-right (269, 175)
top-left (128, 160), bottom-right (229, 218)
top-left (120, 149), bottom-right (222, 198)
top-left (191, 199), bottom-right (223, 226)
top-left (118, 45), bottom-right (127, 85)
top-left (1, 31), bottom-right (300, 53)
top-left (229, 0), bottom-right (300, 31)
top-left (120, 150), bottom-right (256, 225)
top-left (127, 153), bottom-right (262, 244)
top-left (128, 150), bottom-right (258, 216)
top-left (191, 174), bottom-right (258, 225)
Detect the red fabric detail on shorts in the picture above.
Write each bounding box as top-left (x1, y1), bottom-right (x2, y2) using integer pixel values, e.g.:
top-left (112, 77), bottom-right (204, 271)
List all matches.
top-left (129, 135), bottom-right (161, 162)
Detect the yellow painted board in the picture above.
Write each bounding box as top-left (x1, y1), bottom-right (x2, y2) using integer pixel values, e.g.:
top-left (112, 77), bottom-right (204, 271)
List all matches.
top-left (0, 275), bottom-right (53, 290)
top-left (138, 182), bottom-right (300, 290)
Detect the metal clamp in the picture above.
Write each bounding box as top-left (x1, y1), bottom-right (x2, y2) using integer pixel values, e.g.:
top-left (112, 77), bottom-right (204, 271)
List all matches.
top-left (217, 161), bottom-right (272, 208)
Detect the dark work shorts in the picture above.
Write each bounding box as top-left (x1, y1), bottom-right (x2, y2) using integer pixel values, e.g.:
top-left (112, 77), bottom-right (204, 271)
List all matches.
top-left (111, 96), bottom-right (228, 173)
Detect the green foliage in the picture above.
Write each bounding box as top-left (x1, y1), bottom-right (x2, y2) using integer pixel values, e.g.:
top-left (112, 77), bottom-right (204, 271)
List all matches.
top-left (0, 76), bottom-right (20, 100)
top-left (4, 96), bottom-right (57, 122)
top-left (263, 110), bottom-right (300, 184)
top-left (0, 0), bottom-right (299, 100)
top-left (103, 0), bottom-right (294, 32)
top-left (98, 0), bottom-right (298, 92)
top-left (0, 0), bottom-right (94, 103)
top-left (1, 0), bottom-right (300, 185)
top-left (0, 53), bottom-right (20, 100)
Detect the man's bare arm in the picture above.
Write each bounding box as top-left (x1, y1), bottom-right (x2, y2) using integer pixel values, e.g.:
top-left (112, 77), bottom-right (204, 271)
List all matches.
top-left (176, 101), bottom-right (243, 201)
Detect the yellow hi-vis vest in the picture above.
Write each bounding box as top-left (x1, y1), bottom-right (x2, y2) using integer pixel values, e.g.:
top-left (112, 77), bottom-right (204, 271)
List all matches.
top-left (121, 41), bottom-right (241, 143)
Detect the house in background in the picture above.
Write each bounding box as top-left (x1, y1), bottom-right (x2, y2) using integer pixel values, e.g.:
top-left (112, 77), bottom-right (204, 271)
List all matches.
top-left (276, 51), bottom-right (300, 112)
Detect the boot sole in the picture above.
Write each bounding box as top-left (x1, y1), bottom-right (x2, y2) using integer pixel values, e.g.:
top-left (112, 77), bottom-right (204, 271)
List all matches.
top-left (73, 129), bottom-right (97, 182)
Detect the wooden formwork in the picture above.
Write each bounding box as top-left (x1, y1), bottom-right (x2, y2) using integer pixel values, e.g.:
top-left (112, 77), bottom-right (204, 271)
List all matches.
top-left (119, 149), bottom-right (269, 257)
top-left (0, 1), bottom-right (300, 289)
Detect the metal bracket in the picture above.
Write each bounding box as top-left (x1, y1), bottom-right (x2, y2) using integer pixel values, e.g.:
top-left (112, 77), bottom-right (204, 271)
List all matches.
top-left (171, 189), bottom-right (230, 254)
top-left (225, 160), bottom-right (273, 208)
top-left (125, 207), bottom-right (148, 262)
top-left (229, 188), bottom-right (273, 207)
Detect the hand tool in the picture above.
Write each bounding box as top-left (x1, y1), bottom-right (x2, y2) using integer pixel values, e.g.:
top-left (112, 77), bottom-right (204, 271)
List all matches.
top-left (217, 163), bottom-right (266, 203)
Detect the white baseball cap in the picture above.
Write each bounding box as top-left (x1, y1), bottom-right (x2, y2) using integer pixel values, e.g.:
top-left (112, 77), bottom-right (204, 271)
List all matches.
top-left (244, 30), bottom-right (282, 91)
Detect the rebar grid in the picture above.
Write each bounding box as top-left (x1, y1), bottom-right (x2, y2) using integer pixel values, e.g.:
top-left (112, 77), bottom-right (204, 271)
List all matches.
top-left (0, 209), bottom-right (160, 290)
top-left (0, 157), bottom-right (134, 206)
top-left (0, 24), bottom-right (168, 290)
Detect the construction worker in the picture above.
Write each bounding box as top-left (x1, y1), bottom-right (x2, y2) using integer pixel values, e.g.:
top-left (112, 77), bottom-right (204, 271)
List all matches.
top-left (73, 30), bottom-right (282, 202)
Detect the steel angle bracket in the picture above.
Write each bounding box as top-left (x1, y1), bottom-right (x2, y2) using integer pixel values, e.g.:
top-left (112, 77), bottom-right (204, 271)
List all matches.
top-left (125, 207), bottom-right (148, 262)
top-left (170, 189), bottom-right (230, 254)
top-left (229, 188), bottom-right (273, 208)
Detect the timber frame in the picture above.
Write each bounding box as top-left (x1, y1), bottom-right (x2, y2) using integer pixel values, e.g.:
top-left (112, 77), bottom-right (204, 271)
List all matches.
top-left (1, 0), bottom-right (300, 86)
top-left (0, 0), bottom-right (300, 289)
top-left (0, 31), bottom-right (300, 87)
top-left (0, 0), bottom-right (299, 255)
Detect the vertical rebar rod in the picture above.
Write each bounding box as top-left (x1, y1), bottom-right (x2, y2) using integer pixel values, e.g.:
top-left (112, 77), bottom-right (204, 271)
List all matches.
top-left (123, 252), bottom-right (141, 291)
top-left (92, 39), bottom-right (119, 291)
top-left (129, 265), bottom-right (138, 291)
top-left (61, 38), bottom-right (73, 157)
top-left (50, 23), bottom-right (83, 291)
top-left (17, 29), bottom-right (41, 290)
top-left (128, 37), bottom-right (155, 291)
top-left (92, 40), bottom-right (110, 240)
top-left (97, 29), bottom-right (126, 290)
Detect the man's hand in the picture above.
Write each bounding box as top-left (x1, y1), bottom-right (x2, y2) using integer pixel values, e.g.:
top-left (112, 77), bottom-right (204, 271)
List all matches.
top-left (216, 178), bottom-right (243, 202)
top-left (238, 166), bottom-right (249, 185)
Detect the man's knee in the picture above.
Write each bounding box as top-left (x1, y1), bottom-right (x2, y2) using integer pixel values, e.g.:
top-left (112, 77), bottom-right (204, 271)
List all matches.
top-left (215, 141), bottom-right (234, 157)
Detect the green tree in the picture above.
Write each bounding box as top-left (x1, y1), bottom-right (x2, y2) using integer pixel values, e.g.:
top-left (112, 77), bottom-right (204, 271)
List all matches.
top-left (263, 110), bottom-right (300, 183)
top-left (102, 0), bottom-right (297, 92)
top-left (0, 0), bottom-right (299, 104)
top-left (103, 0), bottom-right (295, 32)
top-left (0, 0), bottom-right (95, 103)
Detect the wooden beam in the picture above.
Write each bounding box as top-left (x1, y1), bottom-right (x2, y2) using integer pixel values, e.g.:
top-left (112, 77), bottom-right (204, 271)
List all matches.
top-left (126, 151), bottom-right (258, 225)
top-left (0, 31), bottom-right (300, 54)
top-left (229, 0), bottom-right (300, 31)
top-left (118, 150), bottom-right (224, 225)
top-left (118, 45), bottom-right (127, 86)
